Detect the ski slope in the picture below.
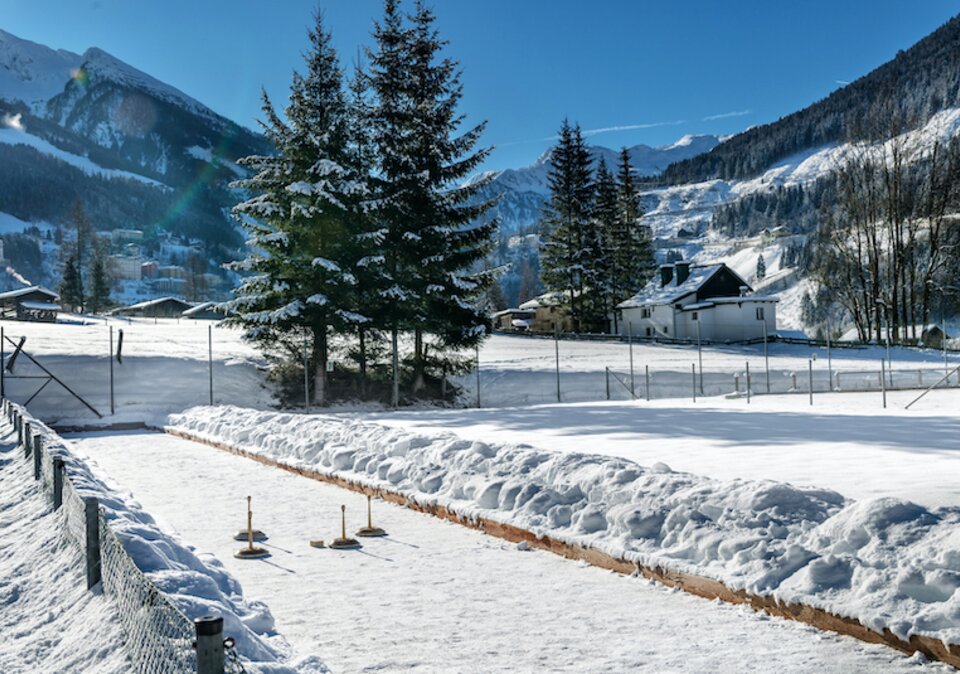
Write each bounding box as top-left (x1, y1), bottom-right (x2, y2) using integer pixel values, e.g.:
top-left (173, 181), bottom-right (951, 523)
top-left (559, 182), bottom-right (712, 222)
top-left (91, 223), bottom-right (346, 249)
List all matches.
top-left (68, 430), bottom-right (950, 674)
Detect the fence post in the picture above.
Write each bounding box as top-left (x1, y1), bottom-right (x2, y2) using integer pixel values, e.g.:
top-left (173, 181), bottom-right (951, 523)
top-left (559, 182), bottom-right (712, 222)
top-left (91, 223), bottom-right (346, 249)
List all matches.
top-left (208, 325), bottom-right (214, 406)
top-left (475, 343), bottom-right (481, 409)
top-left (691, 363), bottom-right (696, 403)
top-left (746, 362), bottom-right (751, 404)
top-left (734, 373), bottom-right (740, 394)
top-left (53, 458), bottom-right (64, 509)
top-left (605, 367), bottom-right (610, 401)
top-left (808, 359), bottom-right (813, 406)
top-left (880, 360), bottom-right (887, 409)
top-left (109, 325), bottom-right (115, 415)
top-left (23, 421), bottom-right (31, 458)
top-left (554, 325), bottom-right (561, 404)
top-left (84, 497), bottom-right (102, 589)
top-left (33, 434), bottom-right (41, 480)
top-left (195, 616), bottom-right (225, 674)
top-left (645, 365), bottom-right (650, 402)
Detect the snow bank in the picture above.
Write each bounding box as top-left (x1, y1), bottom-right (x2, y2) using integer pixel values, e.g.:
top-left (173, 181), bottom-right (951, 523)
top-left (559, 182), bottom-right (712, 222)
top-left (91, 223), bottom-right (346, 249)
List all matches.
top-left (168, 405), bottom-right (960, 649)
top-left (11, 408), bottom-right (327, 673)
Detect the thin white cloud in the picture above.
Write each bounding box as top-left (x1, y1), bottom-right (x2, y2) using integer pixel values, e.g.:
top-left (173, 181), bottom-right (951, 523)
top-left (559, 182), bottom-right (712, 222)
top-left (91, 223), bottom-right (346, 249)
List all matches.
top-left (835, 79), bottom-right (850, 86)
top-left (702, 110), bottom-right (751, 122)
top-left (498, 119), bottom-right (686, 147)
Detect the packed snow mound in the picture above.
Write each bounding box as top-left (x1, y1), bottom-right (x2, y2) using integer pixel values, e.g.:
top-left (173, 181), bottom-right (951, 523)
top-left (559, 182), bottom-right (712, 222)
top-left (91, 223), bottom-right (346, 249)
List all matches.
top-left (168, 406), bottom-right (960, 647)
top-left (18, 414), bottom-right (328, 673)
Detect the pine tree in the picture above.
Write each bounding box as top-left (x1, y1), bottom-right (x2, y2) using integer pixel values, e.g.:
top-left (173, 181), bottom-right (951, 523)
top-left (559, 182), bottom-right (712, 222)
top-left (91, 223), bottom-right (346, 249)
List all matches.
top-left (87, 251), bottom-right (111, 314)
top-left (225, 11), bottom-right (359, 406)
top-left (368, 0), bottom-right (497, 402)
top-left (588, 157), bottom-right (618, 331)
top-left (756, 253), bottom-right (767, 281)
top-left (59, 254), bottom-right (83, 312)
top-left (612, 148), bottom-right (654, 301)
top-left (539, 119), bottom-right (594, 331)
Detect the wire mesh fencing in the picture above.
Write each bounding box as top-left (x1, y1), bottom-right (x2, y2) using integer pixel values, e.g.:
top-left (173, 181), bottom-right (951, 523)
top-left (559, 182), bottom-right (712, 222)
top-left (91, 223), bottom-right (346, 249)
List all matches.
top-left (99, 520), bottom-right (197, 673)
top-left (4, 401), bottom-right (229, 674)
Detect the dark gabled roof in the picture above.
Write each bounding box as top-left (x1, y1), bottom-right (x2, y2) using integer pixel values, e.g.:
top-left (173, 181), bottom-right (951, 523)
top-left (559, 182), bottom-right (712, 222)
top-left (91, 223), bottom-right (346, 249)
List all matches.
top-left (0, 285), bottom-right (59, 301)
top-left (618, 264), bottom-right (736, 309)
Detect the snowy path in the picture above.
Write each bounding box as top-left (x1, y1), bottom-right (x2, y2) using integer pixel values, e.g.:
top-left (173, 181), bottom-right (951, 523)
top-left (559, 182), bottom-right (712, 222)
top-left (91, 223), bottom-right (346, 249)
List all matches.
top-left (357, 388), bottom-right (960, 508)
top-left (0, 429), bottom-right (130, 674)
top-left (68, 430), bottom-right (948, 673)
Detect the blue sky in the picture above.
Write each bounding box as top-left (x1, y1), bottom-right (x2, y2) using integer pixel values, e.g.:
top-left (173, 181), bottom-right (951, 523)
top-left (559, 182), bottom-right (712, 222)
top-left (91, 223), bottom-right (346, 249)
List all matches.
top-left (3, 1), bottom-right (958, 171)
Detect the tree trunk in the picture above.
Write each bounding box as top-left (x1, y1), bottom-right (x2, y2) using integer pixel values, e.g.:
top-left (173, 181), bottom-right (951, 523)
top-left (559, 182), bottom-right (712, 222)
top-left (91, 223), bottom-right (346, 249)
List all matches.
top-left (391, 327), bottom-right (400, 408)
top-left (312, 326), bottom-right (327, 407)
top-left (412, 329), bottom-right (425, 392)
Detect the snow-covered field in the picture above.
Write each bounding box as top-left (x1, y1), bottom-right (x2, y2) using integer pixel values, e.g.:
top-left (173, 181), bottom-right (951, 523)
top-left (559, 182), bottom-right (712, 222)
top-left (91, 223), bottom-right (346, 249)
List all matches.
top-left (69, 429), bottom-right (952, 674)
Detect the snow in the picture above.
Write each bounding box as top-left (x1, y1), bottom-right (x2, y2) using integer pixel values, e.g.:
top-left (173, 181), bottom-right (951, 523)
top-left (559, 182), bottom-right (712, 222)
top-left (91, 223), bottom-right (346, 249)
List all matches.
top-left (0, 427), bottom-right (130, 674)
top-left (0, 211), bottom-right (34, 234)
top-left (166, 405), bottom-right (960, 649)
top-left (0, 125), bottom-right (167, 187)
top-left (0, 29), bottom-right (80, 111)
top-left (1, 410), bottom-right (328, 672)
top-left (70, 428), bottom-right (952, 674)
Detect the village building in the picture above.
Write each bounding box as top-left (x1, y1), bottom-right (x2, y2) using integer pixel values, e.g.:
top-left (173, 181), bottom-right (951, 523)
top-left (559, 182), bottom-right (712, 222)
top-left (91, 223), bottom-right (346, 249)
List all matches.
top-left (109, 254), bottom-right (143, 281)
top-left (616, 261), bottom-right (777, 341)
top-left (182, 301), bottom-right (228, 320)
top-left (111, 296), bottom-right (194, 318)
top-left (519, 291), bottom-right (575, 333)
top-left (491, 308), bottom-right (536, 332)
top-left (0, 286), bottom-right (61, 322)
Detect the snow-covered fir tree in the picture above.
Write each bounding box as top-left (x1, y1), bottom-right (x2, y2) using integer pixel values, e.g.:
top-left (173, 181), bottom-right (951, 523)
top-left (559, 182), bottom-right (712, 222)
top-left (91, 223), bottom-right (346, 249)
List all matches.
top-left (539, 119), bottom-right (594, 332)
top-left (225, 12), bottom-right (361, 406)
top-left (612, 147), bottom-right (654, 302)
top-left (368, 0), bottom-right (497, 404)
top-left (756, 254), bottom-right (767, 281)
top-left (587, 156), bottom-right (618, 331)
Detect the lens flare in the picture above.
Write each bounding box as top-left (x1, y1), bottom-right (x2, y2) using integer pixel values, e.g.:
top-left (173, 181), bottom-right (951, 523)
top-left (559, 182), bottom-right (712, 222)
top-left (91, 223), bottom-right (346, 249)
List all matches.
top-left (70, 67), bottom-right (89, 87)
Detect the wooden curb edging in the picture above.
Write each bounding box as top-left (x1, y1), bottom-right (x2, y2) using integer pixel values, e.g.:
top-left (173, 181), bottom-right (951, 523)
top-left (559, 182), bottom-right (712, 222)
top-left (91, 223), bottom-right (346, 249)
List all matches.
top-left (163, 427), bottom-right (960, 669)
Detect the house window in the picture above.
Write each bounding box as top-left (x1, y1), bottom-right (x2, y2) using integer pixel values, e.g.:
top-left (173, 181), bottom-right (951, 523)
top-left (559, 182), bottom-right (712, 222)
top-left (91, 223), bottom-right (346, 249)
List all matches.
top-left (641, 307), bottom-right (651, 318)
top-left (645, 327), bottom-right (652, 337)
top-left (691, 311), bottom-right (698, 321)
top-left (756, 307), bottom-right (765, 321)
top-left (664, 326), bottom-right (668, 334)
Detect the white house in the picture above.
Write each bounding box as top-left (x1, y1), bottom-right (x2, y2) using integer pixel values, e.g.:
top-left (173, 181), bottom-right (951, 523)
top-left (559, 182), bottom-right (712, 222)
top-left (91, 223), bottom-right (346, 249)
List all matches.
top-left (616, 261), bottom-right (777, 341)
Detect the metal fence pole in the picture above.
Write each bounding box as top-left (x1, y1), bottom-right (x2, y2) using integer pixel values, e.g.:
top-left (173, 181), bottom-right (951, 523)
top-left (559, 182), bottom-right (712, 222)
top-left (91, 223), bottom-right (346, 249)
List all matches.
top-left (475, 343), bottom-right (481, 408)
top-left (880, 360), bottom-right (887, 409)
top-left (109, 325), bottom-right (115, 415)
top-left (1, 325), bottom-right (5, 399)
top-left (32, 434), bottom-right (41, 480)
top-left (23, 421), bottom-right (31, 458)
top-left (762, 318), bottom-right (770, 393)
top-left (195, 616), bottom-right (225, 674)
top-left (554, 325), bottom-right (561, 403)
top-left (827, 327), bottom-right (833, 391)
top-left (627, 323), bottom-right (635, 396)
top-left (808, 359), bottom-right (814, 406)
top-left (84, 497), bottom-right (102, 589)
top-left (53, 457), bottom-right (64, 509)
top-left (691, 363), bottom-right (696, 403)
top-left (645, 365), bottom-right (650, 402)
top-left (605, 367), bottom-right (610, 401)
top-left (697, 320), bottom-right (703, 394)
top-left (208, 325), bottom-right (214, 406)
top-left (746, 362), bottom-right (751, 404)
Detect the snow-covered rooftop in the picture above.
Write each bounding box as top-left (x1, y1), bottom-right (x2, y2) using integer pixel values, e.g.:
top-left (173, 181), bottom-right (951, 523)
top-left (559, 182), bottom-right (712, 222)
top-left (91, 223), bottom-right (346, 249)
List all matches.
top-left (618, 264), bottom-right (728, 308)
top-left (681, 296), bottom-right (779, 311)
top-left (0, 285), bottom-right (59, 301)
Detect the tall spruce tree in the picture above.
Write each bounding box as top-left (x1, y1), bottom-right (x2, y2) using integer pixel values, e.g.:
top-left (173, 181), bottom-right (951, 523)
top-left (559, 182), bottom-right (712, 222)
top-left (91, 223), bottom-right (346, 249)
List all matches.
top-left (368, 0), bottom-right (496, 403)
top-left (588, 157), bottom-right (618, 331)
top-left (59, 253), bottom-right (83, 312)
top-left (756, 254), bottom-right (767, 281)
top-left (226, 12), bottom-right (358, 406)
top-left (612, 147), bottom-right (654, 300)
top-left (87, 250), bottom-right (111, 314)
top-left (539, 119), bottom-right (594, 331)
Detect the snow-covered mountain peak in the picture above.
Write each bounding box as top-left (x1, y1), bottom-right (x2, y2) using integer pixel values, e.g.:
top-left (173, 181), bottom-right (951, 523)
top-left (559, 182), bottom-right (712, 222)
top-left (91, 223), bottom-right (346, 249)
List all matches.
top-left (0, 29), bottom-right (81, 111)
top-left (76, 46), bottom-right (222, 127)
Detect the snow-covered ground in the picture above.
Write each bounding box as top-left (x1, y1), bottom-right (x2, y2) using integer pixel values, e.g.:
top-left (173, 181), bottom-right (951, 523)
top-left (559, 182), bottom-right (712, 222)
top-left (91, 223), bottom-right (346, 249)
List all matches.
top-left (69, 429), bottom-right (952, 674)
top-left (0, 426), bottom-right (130, 674)
top-left (359, 388), bottom-right (960, 509)
top-left (2, 407), bottom-right (326, 673)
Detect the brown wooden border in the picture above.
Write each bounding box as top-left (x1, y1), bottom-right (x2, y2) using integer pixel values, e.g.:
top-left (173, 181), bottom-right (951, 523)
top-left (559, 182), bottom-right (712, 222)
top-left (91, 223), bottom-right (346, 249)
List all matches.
top-left (163, 427), bottom-right (960, 669)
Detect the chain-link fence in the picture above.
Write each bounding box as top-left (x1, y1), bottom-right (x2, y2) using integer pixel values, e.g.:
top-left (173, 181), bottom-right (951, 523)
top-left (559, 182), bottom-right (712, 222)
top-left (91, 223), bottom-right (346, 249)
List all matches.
top-left (4, 401), bottom-right (230, 674)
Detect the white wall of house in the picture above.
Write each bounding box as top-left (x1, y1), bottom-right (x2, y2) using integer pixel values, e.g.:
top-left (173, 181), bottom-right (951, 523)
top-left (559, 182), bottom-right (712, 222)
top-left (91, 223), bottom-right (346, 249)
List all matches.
top-left (621, 299), bottom-right (777, 341)
top-left (620, 303), bottom-right (678, 338)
